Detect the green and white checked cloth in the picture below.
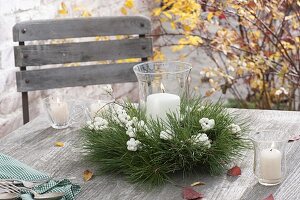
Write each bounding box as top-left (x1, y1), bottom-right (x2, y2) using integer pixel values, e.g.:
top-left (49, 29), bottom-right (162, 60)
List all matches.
top-left (0, 153), bottom-right (80, 200)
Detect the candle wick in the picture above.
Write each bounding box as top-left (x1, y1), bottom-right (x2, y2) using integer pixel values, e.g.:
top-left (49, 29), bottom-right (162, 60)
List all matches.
top-left (160, 83), bottom-right (165, 93)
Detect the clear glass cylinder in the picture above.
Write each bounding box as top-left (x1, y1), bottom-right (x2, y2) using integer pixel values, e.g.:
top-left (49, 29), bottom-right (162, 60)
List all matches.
top-left (133, 61), bottom-right (192, 121)
top-left (43, 95), bottom-right (72, 129)
top-left (250, 131), bottom-right (287, 186)
top-left (43, 95), bottom-right (86, 129)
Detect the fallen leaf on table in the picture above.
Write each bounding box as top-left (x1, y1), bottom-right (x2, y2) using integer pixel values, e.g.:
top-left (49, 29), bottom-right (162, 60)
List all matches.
top-left (54, 142), bottom-right (64, 147)
top-left (227, 166), bottom-right (241, 176)
top-left (288, 135), bottom-right (300, 142)
top-left (83, 170), bottom-right (93, 182)
top-left (182, 186), bottom-right (204, 200)
top-left (263, 194), bottom-right (274, 200)
top-left (190, 181), bottom-right (206, 187)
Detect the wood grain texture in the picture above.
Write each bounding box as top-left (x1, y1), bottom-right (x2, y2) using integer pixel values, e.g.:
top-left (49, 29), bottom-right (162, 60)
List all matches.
top-left (13, 16), bottom-right (151, 42)
top-left (1, 109), bottom-right (300, 200)
top-left (14, 38), bottom-right (153, 66)
top-left (16, 63), bottom-right (139, 92)
top-left (13, 16), bottom-right (153, 124)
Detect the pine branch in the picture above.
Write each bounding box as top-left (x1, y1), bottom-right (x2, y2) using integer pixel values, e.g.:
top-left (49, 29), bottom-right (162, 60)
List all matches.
top-left (81, 97), bottom-right (251, 186)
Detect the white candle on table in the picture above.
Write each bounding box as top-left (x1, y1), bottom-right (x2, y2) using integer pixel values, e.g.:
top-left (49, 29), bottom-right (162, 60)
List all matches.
top-left (50, 99), bottom-right (69, 124)
top-left (146, 93), bottom-right (180, 122)
top-left (260, 147), bottom-right (282, 183)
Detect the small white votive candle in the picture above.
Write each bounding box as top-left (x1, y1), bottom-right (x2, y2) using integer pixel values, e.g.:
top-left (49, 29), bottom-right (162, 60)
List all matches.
top-left (146, 93), bottom-right (180, 122)
top-left (260, 148), bottom-right (282, 183)
top-left (50, 99), bottom-right (69, 125)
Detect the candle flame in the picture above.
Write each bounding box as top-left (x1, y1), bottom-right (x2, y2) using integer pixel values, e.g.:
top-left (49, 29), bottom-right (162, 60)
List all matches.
top-left (271, 142), bottom-right (276, 149)
top-left (160, 83), bottom-right (165, 93)
top-left (56, 97), bottom-right (61, 104)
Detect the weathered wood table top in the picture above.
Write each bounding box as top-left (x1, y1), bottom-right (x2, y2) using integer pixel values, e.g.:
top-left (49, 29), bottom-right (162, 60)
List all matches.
top-left (1, 109), bottom-right (300, 200)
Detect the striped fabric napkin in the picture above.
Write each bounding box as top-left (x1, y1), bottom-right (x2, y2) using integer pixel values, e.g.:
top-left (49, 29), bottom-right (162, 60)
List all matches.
top-left (0, 153), bottom-right (80, 200)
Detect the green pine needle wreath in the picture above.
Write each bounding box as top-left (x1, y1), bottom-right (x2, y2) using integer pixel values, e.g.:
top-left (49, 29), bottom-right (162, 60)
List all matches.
top-left (81, 97), bottom-right (250, 186)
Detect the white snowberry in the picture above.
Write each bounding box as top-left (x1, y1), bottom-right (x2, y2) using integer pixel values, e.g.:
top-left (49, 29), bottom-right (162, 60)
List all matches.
top-left (126, 138), bottom-right (141, 151)
top-left (228, 123), bottom-right (241, 134)
top-left (160, 129), bottom-right (175, 140)
top-left (199, 118), bottom-right (215, 131)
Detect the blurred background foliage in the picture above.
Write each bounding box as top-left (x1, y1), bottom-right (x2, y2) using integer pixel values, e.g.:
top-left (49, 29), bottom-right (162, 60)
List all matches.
top-left (121, 0), bottom-right (300, 110)
top-left (60, 0), bottom-right (300, 110)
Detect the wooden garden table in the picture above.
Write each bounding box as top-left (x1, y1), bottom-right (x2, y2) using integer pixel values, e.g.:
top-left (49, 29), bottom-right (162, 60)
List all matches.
top-left (0, 109), bottom-right (300, 200)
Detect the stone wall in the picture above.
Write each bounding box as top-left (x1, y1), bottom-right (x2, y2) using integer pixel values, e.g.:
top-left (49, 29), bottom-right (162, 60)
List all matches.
top-left (0, 0), bottom-right (144, 137)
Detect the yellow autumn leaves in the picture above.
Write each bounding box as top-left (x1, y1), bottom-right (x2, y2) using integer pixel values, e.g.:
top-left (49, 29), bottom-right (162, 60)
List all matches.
top-left (54, 141), bottom-right (94, 182)
top-left (56, 0), bottom-right (300, 109)
top-left (120, 0), bottom-right (134, 15)
top-left (152, 0), bottom-right (201, 32)
top-left (171, 36), bottom-right (203, 52)
top-left (58, 2), bottom-right (92, 17)
top-left (54, 141), bottom-right (64, 147)
top-left (58, 2), bottom-right (68, 15)
top-left (150, 0), bottom-right (204, 56)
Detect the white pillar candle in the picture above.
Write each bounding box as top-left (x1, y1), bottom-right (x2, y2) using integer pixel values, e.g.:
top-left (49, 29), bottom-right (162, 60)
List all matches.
top-left (146, 93), bottom-right (180, 122)
top-left (260, 148), bottom-right (282, 183)
top-left (50, 100), bottom-right (69, 124)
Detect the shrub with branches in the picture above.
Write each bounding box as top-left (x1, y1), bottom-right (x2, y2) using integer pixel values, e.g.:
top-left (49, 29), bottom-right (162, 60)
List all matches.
top-left (122, 0), bottom-right (300, 110)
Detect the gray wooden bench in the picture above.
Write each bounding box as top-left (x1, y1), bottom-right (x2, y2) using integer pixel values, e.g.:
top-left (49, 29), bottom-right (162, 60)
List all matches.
top-left (13, 16), bottom-right (153, 124)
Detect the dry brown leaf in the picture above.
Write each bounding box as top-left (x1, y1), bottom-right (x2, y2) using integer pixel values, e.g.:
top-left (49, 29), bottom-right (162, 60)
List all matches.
top-left (54, 142), bottom-right (64, 147)
top-left (264, 194), bottom-right (275, 200)
top-left (182, 187), bottom-right (204, 200)
top-left (288, 135), bottom-right (300, 142)
top-left (190, 181), bottom-right (206, 187)
top-left (227, 166), bottom-right (241, 176)
top-left (83, 170), bottom-right (93, 182)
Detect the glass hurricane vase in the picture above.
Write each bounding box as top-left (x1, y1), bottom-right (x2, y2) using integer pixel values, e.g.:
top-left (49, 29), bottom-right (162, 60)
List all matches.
top-left (133, 61), bottom-right (192, 122)
top-left (250, 130), bottom-right (288, 186)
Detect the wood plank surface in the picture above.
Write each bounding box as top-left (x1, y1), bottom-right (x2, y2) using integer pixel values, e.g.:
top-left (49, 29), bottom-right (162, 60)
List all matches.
top-left (1, 109), bottom-right (300, 200)
top-left (14, 38), bottom-right (153, 66)
top-left (13, 16), bottom-right (151, 42)
top-left (16, 62), bottom-right (139, 92)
